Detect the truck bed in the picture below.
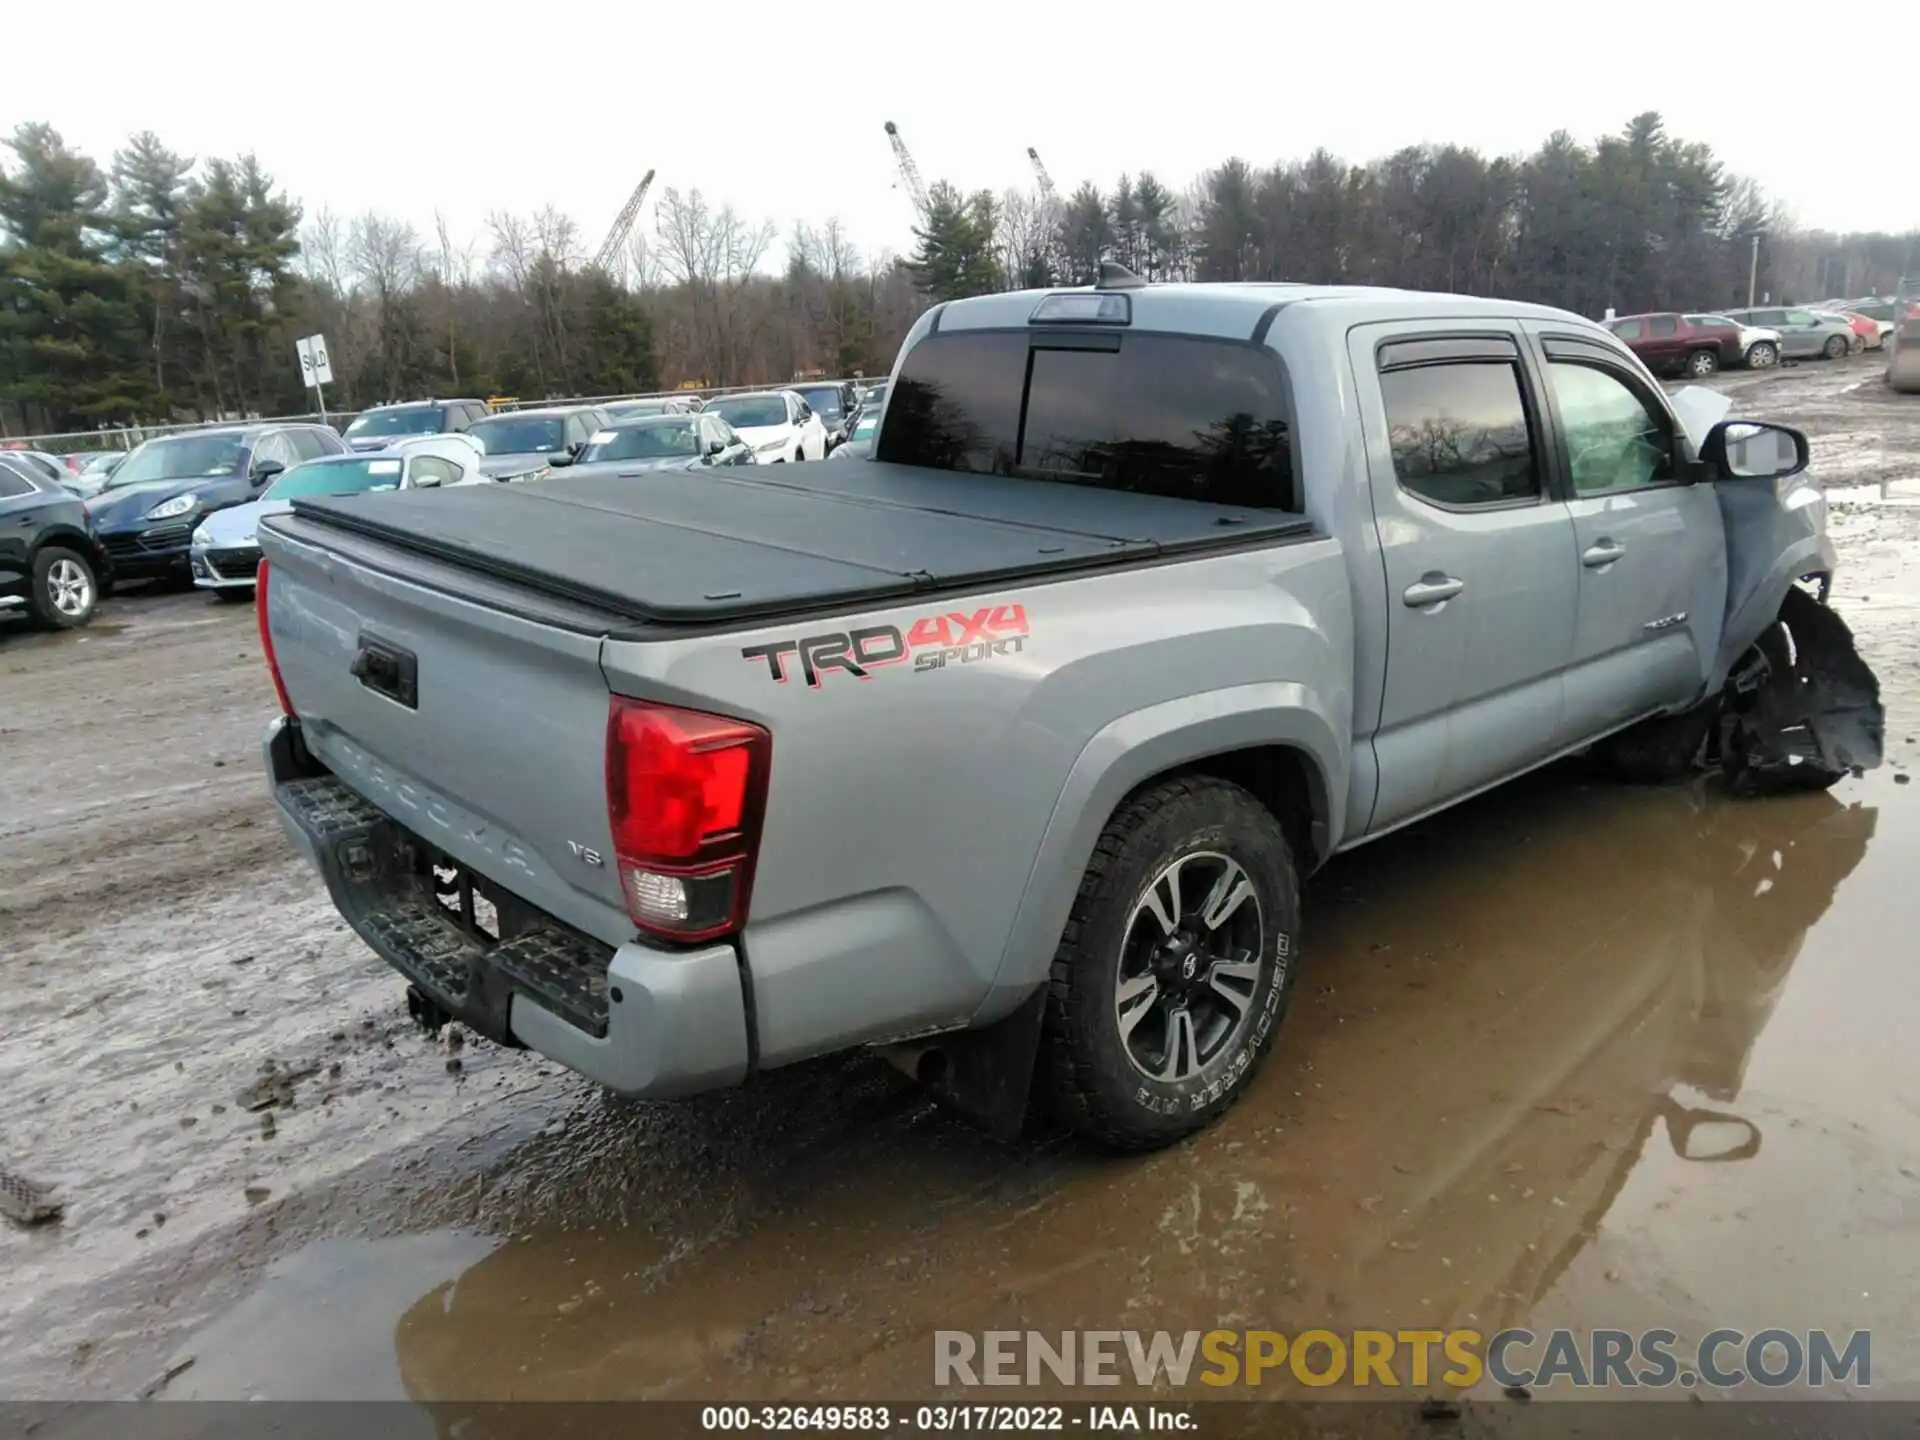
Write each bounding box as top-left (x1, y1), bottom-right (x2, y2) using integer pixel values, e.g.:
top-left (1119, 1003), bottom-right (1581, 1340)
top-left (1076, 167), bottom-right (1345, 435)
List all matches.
top-left (280, 460), bottom-right (1312, 628)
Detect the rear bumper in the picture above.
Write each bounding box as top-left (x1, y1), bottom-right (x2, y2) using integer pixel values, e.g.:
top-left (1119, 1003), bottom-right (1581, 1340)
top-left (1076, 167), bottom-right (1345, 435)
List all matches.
top-left (263, 716), bottom-right (750, 1098)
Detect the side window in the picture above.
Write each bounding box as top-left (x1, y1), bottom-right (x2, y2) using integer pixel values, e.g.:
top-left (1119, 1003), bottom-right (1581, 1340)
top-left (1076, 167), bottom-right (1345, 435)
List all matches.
top-left (1754, 310), bottom-right (1787, 326)
top-left (1544, 361), bottom-right (1676, 495)
top-left (1377, 361), bottom-right (1540, 508)
top-left (1612, 319), bottom-right (1643, 341)
top-left (253, 433), bottom-right (297, 470)
top-left (0, 468), bottom-right (36, 499)
top-left (1786, 309), bottom-right (1817, 326)
top-left (792, 396), bottom-right (810, 424)
top-left (1649, 315), bottom-right (1679, 337)
top-left (407, 456), bottom-right (459, 488)
top-left (287, 429), bottom-right (328, 461)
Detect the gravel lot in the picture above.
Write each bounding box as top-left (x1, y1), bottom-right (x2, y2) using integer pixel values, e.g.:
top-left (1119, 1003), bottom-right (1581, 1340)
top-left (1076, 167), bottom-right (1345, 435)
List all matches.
top-left (3, 351), bottom-right (1916, 1405)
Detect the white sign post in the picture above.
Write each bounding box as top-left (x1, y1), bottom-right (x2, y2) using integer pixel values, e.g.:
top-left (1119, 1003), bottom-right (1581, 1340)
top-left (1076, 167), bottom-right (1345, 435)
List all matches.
top-left (295, 334), bottom-right (334, 425)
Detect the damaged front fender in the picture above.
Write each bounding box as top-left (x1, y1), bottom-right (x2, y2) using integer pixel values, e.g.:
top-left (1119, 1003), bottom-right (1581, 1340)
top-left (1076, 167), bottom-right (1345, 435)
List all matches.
top-left (1711, 471), bottom-right (1836, 694)
top-left (1718, 586), bottom-right (1885, 796)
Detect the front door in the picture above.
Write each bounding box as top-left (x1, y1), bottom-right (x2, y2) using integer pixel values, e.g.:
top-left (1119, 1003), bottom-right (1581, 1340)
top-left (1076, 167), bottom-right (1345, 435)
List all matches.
top-left (1525, 328), bottom-right (1728, 746)
top-left (1350, 326), bottom-right (1580, 835)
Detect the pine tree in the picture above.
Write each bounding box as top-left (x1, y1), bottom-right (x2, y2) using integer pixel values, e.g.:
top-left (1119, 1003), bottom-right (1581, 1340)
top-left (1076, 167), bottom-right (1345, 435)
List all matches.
top-left (0, 123), bottom-right (152, 430)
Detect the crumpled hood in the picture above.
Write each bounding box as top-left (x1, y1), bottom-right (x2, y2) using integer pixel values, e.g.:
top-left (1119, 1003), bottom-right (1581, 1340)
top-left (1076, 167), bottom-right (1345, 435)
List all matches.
top-left (479, 452), bottom-right (551, 480)
top-left (197, 497), bottom-right (290, 547)
top-left (732, 423), bottom-right (793, 450)
top-left (87, 477), bottom-right (226, 529)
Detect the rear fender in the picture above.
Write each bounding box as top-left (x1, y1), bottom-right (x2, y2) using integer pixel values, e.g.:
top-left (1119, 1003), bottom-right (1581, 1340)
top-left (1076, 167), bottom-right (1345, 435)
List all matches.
top-left (981, 683), bottom-right (1345, 1019)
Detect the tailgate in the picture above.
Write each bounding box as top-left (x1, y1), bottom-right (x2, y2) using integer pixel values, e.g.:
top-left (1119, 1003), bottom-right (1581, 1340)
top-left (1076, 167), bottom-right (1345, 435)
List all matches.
top-left (258, 515), bottom-right (630, 946)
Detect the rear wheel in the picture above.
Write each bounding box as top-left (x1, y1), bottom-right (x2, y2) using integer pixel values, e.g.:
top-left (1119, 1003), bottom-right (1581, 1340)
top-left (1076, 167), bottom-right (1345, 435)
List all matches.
top-left (28, 546), bottom-right (97, 629)
top-left (1686, 348), bottom-right (1720, 377)
top-left (1744, 341), bottom-right (1778, 369)
top-left (1041, 776), bottom-right (1300, 1151)
top-left (1823, 334), bottom-right (1849, 360)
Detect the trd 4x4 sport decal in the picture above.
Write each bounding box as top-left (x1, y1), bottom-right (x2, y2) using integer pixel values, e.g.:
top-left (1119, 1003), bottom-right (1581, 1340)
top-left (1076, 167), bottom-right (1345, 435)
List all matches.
top-left (741, 604), bottom-right (1030, 688)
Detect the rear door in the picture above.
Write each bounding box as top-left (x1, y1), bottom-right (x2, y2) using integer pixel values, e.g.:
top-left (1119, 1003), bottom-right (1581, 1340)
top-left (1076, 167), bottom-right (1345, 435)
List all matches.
top-left (1644, 313), bottom-right (1683, 370)
top-left (1525, 328), bottom-right (1726, 745)
top-left (1349, 324), bottom-right (1579, 834)
top-left (0, 466), bottom-right (44, 592)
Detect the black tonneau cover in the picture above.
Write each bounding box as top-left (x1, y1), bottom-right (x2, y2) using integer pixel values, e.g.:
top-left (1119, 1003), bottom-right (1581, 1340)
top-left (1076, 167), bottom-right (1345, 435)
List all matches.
top-left (284, 461), bottom-right (1311, 626)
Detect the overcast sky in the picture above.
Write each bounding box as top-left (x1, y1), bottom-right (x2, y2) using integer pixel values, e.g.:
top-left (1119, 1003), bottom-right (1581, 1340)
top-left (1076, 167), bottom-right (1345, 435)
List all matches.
top-left (4, 0), bottom-right (1911, 273)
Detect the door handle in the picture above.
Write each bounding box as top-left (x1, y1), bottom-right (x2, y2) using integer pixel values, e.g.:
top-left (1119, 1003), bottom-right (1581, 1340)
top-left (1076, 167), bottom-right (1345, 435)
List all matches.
top-left (1402, 574), bottom-right (1465, 608)
top-left (1582, 540), bottom-right (1626, 569)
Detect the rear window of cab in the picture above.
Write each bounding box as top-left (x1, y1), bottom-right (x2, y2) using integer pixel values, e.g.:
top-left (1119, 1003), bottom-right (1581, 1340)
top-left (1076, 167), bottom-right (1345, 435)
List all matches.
top-left (875, 329), bottom-right (1298, 511)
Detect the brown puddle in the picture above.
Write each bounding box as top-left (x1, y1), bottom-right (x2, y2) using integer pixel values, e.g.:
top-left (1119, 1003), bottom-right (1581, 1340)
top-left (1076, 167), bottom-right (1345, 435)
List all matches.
top-left (159, 762), bottom-right (1920, 1404)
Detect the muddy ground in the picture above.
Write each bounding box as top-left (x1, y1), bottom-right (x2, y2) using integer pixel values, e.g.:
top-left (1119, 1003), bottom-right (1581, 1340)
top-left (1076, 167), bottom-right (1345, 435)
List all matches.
top-left (2, 352), bottom-right (1917, 1408)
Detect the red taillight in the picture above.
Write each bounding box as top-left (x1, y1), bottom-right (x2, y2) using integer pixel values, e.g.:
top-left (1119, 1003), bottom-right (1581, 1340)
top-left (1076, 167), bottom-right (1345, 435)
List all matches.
top-left (605, 697), bottom-right (770, 943)
top-left (255, 559), bottom-right (295, 718)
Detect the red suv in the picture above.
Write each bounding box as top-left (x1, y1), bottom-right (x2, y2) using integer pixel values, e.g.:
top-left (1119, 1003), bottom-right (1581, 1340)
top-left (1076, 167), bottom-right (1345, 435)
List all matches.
top-left (1606, 312), bottom-right (1748, 377)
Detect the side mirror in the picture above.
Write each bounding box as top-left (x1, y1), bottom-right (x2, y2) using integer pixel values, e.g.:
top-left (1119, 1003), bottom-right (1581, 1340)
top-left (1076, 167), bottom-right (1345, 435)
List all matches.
top-left (1660, 1100), bottom-right (1761, 1163)
top-left (1699, 419), bottom-right (1809, 482)
top-left (546, 451), bottom-right (574, 469)
top-left (250, 459), bottom-right (285, 486)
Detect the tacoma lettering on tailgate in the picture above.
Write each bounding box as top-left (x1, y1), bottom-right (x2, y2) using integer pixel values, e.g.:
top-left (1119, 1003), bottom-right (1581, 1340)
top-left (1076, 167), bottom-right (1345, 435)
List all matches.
top-left (740, 604), bottom-right (1030, 688)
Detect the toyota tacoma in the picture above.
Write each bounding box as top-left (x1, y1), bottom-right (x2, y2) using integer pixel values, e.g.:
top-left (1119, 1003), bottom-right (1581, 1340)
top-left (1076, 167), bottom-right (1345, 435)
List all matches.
top-left (254, 268), bottom-right (1882, 1150)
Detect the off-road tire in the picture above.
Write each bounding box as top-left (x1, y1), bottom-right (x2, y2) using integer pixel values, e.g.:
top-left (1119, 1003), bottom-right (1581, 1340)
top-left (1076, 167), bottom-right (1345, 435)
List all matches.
top-left (1744, 341), bottom-right (1778, 369)
top-left (27, 546), bottom-right (98, 629)
top-left (1687, 348), bottom-right (1720, 377)
top-left (1040, 776), bottom-right (1300, 1151)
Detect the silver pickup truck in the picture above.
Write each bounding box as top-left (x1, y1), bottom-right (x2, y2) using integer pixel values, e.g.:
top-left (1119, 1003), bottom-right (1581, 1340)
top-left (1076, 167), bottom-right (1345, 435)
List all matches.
top-left (255, 269), bottom-right (1882, 1151)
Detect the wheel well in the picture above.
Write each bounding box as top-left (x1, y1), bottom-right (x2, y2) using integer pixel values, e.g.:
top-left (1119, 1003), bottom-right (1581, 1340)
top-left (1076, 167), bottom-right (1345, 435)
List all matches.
top-left (1163, 745), bottom-right (1329, 873)
top-left (33, 528), bottom-right (104, 571)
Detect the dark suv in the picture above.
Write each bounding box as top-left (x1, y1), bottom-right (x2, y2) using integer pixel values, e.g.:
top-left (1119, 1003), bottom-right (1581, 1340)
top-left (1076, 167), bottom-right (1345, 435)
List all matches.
top-left (0, 460), bottom-right (110, 629)
top-left (342, 399), bottom-right (491, 452)
top-left (791, 381), bottom-right (858, 449)
top-left (1605, 312), bottom-right (1751, 377)
top-left (85, 423), bottom-right (346, 582)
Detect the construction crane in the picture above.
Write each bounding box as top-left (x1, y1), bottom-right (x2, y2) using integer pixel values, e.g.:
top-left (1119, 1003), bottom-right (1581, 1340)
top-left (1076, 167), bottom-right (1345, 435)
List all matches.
top-left (592, 168), bottom-right (656, 274)
top-left (884, 121), bottom-right (930, 218)
top-left (1026, 147), bottom-right (1058, 205)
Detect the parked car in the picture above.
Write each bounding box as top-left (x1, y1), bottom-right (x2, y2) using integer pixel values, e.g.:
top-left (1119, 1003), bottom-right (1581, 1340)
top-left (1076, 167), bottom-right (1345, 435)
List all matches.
top-left (342, 399), bottom-right (491, 452)
top-left (464, 406), bottom-right (612, 482)
top-left (57, 450), bottom-right (128, 497)
top-left (1720, 307), bottom-right (1854, 361)
top-left (1827, 311), bottom-right (1884, 350)
top-left (190, 443), bottom-right (480, 599)
top-left (701, 390), bottom-right (829, 463)
top-left (1808, 312), bottom-right (1866, 353)
top-left (826, 405), bottom-right (880, 461)
top-left (0, 462), bottom-right (109, 629)
top-left (86, 423), bottom-right (346, 583)
top-left (1605, 312), bottom-right (1752, 376)
top-left (576, 414), bottom-right (757, 470)
top-left (0, 448), bottom-right (70, 487)
top-left (1684, 314), bottom-right (1781, 370)
top-left (600, 397), bottom-right (700, 422)
top-left (254, 269), bottom-right (1880, 1153)
top-left (791, 381), bottom-right (858, 450)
